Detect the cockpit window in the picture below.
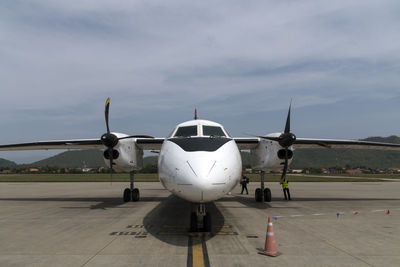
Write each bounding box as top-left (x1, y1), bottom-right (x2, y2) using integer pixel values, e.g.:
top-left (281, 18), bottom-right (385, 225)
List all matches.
top-left (174, 126), bottom-right (198, 137)
top-left (202, 126), bottom-right (226, 137)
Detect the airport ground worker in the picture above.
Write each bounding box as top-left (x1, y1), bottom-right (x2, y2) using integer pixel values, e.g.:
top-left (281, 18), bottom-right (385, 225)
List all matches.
top-left (280, 177), bottom-right (291, 200)
top-left (240, 173), bottom-right (249, 194)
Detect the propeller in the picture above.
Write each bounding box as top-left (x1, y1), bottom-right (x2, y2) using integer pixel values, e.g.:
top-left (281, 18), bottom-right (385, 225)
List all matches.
top-left (258, 102), bottom-right (296, 182)
top-left (100, 98), bottom-right (118, 182)
top-left (100, 98), bottom-right (155, 182)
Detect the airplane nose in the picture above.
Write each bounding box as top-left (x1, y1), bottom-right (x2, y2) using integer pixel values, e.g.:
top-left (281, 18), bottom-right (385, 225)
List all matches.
top-left (186, 157), bottom-right (228, 184)
top-left (159, 139), bottom-right (242, 203)
top-left (173, 157), bottom-right (234, 202)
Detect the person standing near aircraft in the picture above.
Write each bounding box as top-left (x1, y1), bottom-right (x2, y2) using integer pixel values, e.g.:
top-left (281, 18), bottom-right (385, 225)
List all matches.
top-left (280, 177), bottom-right (291, 200)
top-left (240, 173), bottom-right (249, 194)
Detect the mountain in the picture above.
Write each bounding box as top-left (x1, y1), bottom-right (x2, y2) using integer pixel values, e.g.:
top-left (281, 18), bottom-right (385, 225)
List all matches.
top-left (11, 135), bottom-right (400, 169)
top-left (290, 136), bottom-right (400, 169)
top-left (143, 156), bottom-right (158, 166)
top-left (30, 150), bottom-right (106, 168)
top-left (0, 158), bottom-right (17, 168)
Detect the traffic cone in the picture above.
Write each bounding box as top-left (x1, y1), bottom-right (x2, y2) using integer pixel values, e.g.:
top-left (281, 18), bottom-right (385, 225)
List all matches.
top-left (258, 217), bottom-right (280, 257)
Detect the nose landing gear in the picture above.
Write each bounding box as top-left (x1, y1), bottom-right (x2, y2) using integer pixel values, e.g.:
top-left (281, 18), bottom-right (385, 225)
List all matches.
top-left (190, 203), bottom-right (212, 232)
top-left (123, 171), bottom-right (140, 202)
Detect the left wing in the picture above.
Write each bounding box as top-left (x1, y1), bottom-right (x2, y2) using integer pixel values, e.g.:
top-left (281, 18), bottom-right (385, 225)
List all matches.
top-left (234, 137), bottom-right (400, 151)
top-left (293, 138), bottom-right (400, 150)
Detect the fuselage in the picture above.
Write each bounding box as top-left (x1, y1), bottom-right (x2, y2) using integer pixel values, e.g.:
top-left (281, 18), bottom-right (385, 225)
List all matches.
top-left (158, 119), bottom-right (242, 203)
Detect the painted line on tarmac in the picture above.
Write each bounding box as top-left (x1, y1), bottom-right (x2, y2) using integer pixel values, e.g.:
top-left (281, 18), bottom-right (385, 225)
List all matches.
top-left (187, 236), bottom-right (210, 267)
top-left (273, 209), bottom-right (394, 219)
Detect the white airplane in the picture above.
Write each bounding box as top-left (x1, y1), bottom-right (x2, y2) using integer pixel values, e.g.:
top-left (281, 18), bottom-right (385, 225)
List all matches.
top-left (1, 98), bottom-right (400, 231)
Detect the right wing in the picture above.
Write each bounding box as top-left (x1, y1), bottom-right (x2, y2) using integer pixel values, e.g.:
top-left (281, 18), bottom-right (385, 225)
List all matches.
top-left (0, 137), bottom-right (165, 151)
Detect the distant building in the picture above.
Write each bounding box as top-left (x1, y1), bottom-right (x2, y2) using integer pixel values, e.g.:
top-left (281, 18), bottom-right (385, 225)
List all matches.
top-left (81, 166), bottom-right (101, 173)
top-left (391, 168), bottom-right (400, 173)
top-left (28, 168), bottom-right (40, 173)
top-left (291, 169), bottom-right (303, 174)
top-left (346, 169), bottom-right (363, 175)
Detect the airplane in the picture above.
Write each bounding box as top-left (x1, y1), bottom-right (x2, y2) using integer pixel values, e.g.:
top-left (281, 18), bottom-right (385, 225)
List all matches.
top-left (1, 98), bottom-right (400, 232)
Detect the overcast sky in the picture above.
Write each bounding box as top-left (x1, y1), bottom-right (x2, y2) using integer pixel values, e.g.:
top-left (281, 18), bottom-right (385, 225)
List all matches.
top-left (1, 0), bottom-right (400, 163)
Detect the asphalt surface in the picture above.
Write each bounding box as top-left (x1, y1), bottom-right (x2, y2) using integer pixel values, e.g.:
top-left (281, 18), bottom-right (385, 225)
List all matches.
top-left (0, 181), bottom-right (399, 267)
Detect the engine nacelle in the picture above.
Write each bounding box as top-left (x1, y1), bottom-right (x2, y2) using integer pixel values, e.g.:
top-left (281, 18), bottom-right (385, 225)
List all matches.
top-left (250, 137), bottom-right (293, 171)
top-left (103, 132), bottom-right (143, 172)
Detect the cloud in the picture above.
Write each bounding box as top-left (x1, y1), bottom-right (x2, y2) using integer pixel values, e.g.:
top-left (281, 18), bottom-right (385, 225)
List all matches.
top-left (0, 0), bottom-right (400, 162)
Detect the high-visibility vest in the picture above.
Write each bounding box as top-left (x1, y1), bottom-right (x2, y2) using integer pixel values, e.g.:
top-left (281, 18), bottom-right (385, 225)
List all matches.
top-left (282, 180), bottom-right (289, 189)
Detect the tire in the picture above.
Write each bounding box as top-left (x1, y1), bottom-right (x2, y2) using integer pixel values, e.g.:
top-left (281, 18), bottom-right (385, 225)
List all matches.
top-left (190, 212), bottom-right (198, 232)
top-left (123, 188), bottom-right (131, 202)
top-left (203, 212), bottom-right (212, 232)
top-left (132, 188), bottom-right (140, 202)
top-left (264, 188), bottom-right (271, 202)
top-left (255, 188), bottom-right (262, 202)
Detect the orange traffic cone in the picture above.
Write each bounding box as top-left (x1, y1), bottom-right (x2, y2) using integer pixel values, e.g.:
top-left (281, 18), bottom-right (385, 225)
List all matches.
top-left (258, 217), bottom-right (280, 257)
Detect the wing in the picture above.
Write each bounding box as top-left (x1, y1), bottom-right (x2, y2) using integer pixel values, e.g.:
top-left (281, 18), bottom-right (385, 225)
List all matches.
top-left (0, 139), bottom-right (104, 151)
top-left (234, 137), bottom-right (260, 150)
top-left (0, 137), bottom-right (165, 151)
top-left (293, 138), bottom-right (400, 150)
top-left (234, 137), bottom-right (400, 151)
top-left (135, 138), bottom-right (165, 150)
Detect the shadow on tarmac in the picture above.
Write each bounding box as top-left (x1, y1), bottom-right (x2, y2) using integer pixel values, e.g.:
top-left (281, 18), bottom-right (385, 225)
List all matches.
top-left (143, 195), bottom-right (224, 246)
top-left (217, 195), bottom-right (273, 209)
top-left (0, 196), bottom-right (170, 210)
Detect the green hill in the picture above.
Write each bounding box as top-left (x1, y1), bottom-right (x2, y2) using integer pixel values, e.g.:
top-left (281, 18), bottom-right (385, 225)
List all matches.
top-left (143, 156), bottom-right (158, 166)
top-left (28, 150), bottom-right (159, 169)
top-left (4, 135), bottom-right (399, 170)
top-left (0, 158), bottom-right (17, 168)
top-left (30, 150), bottom-right (106, 168)
top-left (291, 136), bottom-right (400, 169)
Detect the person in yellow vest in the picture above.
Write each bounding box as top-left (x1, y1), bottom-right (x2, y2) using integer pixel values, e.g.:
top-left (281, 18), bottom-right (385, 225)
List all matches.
top-left (280, 177), bottom-right (291, 200)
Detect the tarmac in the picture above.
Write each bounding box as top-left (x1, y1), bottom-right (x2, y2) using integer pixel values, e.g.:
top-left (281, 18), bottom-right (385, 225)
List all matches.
top-left (0, 181), bottom-right (399, 267)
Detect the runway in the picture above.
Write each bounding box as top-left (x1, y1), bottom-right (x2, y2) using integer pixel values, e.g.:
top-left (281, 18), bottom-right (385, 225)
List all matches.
top-left (0, 182), bottom-right (399, 267)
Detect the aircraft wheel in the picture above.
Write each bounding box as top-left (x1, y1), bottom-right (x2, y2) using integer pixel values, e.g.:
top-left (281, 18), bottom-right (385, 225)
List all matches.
top-left (132, 188), bottom-right (140, 202)
top-left (255, 188), bottom-right (262, 202)
top-left (190, 212), bottom-right (198, 232)
top-left (123, 188), bottom-right (131, 202)
top-left (264, 188), bottom-right (271, 202)
top-left (203, 212), bottom-right (212, 232)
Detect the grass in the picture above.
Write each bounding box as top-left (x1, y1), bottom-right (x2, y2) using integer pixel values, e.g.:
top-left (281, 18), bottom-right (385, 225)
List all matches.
top-left (297, 173), bottom-right (400, 179)
top-left (0, 173), bottom-right (159, 182)
top-left (0, 173), bottom-right (398, 182)
top-left (246, 173), bottom-right (385, 183)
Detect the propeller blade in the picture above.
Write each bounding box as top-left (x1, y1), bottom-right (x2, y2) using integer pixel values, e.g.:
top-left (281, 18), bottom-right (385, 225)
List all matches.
top-left (108, 148), bottom-right (113, 185)
top-left (284, 102), bottom-right (291, 134)
top-left (281, 148), bottom-right (289, 180)
top-left (105, 97), bottom-right (111, 134)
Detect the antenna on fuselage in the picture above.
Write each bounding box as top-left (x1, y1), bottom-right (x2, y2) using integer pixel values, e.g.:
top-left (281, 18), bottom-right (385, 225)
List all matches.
top-left (194, 108), bottom-right (198, 120)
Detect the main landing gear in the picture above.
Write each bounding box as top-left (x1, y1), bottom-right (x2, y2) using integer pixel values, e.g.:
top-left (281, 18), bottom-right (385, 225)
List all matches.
top-left (190, 203), bottom-right (212, 232)
top-left (255, 171), bottom-right (272, 202)
top-left (123, 171), bottom-right (140, 202)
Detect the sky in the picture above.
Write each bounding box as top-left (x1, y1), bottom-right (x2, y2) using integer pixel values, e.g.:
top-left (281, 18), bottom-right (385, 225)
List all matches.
top-left (1, 0), bottom-right (400, 163)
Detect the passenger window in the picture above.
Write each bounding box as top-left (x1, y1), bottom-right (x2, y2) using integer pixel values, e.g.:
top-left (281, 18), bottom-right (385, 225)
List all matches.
top-left (203, 126), bottom-right (226, 137)
top-left (174, 126), bottom-right (198, 137)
